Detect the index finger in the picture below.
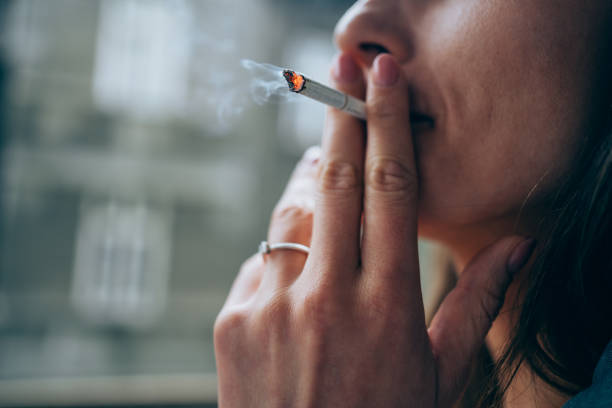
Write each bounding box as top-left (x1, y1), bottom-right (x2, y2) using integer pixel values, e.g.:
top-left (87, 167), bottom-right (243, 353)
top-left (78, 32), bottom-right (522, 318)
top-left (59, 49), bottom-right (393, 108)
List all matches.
top-left (306, 52), bottom-right (366, 281)
top-left (361, 54), bottom-right (420, 289)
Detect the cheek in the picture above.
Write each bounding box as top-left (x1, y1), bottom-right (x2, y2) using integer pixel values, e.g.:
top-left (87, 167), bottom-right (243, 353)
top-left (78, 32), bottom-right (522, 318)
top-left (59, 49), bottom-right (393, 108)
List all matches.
top-left (414, 127), bottom-right (570, 231)
top-left (414, 0), bottom-right (589, 232)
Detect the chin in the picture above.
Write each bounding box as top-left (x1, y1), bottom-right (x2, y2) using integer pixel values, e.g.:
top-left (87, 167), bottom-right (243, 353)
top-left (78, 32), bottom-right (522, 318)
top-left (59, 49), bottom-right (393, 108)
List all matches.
top-left (415, 191), bottom-right (491, 243)
top-left (416, 197), bottom-right (453, 242)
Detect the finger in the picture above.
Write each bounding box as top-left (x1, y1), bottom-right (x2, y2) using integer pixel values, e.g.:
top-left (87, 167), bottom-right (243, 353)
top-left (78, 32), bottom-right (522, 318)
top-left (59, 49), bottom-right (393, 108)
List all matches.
top-left (307, 52), bottom-right (366, 280)
top-left (223, 254), bottom-right (265, 309)
top-left (269, 145), bottom-right (320, 246)
top-left (428, 236), bottom-right (536, 404)
top-left (262, 146), bottom-right (320, 288)
top-left (361, 54), bottom-right (419, 288)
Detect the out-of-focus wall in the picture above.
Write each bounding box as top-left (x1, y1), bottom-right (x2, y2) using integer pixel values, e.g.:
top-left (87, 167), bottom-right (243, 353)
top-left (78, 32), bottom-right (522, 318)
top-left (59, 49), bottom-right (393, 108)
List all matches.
top-left (0, 0), bottom-right (438, 406)
top-left (0, 0), bottom-right (353, 405)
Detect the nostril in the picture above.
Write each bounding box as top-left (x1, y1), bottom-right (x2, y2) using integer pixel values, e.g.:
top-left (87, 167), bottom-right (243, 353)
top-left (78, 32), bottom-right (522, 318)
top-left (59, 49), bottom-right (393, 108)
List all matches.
top-left (359, 43), bottom-right (389, 55)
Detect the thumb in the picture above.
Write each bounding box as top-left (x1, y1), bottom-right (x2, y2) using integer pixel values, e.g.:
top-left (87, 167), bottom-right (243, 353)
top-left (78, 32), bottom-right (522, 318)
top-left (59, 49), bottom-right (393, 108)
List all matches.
top-left (427, 236), bottom-right (536, 404)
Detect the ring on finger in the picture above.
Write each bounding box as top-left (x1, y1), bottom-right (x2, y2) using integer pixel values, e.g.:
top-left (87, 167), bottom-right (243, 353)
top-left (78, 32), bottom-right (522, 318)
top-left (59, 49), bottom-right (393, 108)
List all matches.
top-left (258, 240), bottom-right (310, 257)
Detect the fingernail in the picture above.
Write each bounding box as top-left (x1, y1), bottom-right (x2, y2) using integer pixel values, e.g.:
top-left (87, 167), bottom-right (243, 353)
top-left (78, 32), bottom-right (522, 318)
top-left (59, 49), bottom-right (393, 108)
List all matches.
top-left (507, 238), bottom-right (537, 275)
top-left (332, 53), bottom-right (360, 84)
top-left (373, 54), bottom-right (399, 86)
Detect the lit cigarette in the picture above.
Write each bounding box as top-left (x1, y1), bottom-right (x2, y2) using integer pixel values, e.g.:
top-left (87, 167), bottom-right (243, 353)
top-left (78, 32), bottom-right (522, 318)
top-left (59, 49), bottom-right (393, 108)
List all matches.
top-left (283, 70), bottom-right (366, 120)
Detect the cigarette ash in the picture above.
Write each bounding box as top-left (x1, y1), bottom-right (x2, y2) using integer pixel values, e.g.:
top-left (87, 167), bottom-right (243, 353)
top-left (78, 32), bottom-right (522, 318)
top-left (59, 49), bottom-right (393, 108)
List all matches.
top-left (282, 70), bottom-right (305, 92)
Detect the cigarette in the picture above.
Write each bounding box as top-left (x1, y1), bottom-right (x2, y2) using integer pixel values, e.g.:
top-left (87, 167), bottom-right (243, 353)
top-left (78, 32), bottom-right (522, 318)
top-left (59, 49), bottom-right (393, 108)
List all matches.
top-left (283, 70), bottom-right (366, 120)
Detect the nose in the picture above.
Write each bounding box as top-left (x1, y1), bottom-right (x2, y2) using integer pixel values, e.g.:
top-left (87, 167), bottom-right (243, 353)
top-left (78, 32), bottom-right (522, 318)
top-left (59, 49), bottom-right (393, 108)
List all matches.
top-left (334, 1), bottom-right (414, 67)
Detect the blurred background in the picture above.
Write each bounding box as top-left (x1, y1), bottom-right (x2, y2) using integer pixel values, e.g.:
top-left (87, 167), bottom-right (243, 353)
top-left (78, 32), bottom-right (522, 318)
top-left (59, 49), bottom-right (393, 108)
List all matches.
top-left (0, 1), bottom-right (440, 406)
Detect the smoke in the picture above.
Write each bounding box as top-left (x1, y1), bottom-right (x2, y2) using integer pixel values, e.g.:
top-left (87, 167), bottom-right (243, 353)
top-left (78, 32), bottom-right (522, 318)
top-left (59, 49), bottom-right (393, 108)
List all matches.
top-left (166, 0), bottom-right (299, 133)
top-left (197, 58), bottom-right (299, 131)
top-left (240, 59), bottom-right (297, 105)
top-left (91, 0), bottom-right (299, 132)
top-left (88, 0), bottom-right (300, 133)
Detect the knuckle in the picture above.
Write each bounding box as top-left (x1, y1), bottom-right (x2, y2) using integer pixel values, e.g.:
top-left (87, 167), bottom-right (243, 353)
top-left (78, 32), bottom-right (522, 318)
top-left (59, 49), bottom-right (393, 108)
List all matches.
top-left (271, 204), bottom-right (313, 226)
top-left (363, 288), bottom-right (399, 325)
top-left (295, 289), bottom-right (338, 334)
top-left (478, 296), bottom-right (496, 326)
top-left (257, 293), bottom-right (291, 329)
top-left (358, 279), bottom-right (410, 332)
top-left (318, 159), bottom-right (362, 193)
top-left (213, 309), bottom-right (248, 354)
top-left (366, 157), bottom-right (417, 195)
top-left (478, 284), bottom-right (504, 324)
top-left (367, 293), bottom-right (394, 319)
top-left (456, 280), bottom-right (502, 327)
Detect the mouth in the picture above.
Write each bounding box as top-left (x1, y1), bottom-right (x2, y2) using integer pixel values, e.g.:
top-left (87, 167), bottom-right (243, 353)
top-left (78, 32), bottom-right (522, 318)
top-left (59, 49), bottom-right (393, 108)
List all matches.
top-left (409, 111), bottom-right (435, 132)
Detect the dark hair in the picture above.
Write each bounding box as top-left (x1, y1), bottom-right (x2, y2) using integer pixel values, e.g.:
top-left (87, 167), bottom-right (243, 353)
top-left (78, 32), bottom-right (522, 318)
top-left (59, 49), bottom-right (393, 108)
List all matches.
top-left (476, 105), bottom-right (612, 406)
top-left (461, 8), bottom-right (612, 403)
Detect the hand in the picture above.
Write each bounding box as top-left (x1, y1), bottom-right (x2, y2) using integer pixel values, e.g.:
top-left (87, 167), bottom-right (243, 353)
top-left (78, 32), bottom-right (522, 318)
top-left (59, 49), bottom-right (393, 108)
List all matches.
top-left (214, 53), bottom-right (535, 407)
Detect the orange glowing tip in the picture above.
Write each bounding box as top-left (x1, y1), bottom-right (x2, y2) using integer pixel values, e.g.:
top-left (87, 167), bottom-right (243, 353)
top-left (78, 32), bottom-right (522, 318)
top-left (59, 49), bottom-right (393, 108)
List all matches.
top-left (283, 70), bottom-right (305, 92)
top-left (280, 66), bottom-right (367, 119)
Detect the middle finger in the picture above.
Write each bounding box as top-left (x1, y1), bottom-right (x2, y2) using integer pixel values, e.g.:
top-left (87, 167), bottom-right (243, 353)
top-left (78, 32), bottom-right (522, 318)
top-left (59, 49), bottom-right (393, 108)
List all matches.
top-left (361, 54), bottom-right (420, 291)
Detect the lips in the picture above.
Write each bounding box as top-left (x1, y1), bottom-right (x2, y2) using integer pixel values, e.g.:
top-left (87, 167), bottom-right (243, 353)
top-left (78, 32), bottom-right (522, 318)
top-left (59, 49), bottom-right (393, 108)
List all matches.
top-left (409, 111), bottom-right (435, 131)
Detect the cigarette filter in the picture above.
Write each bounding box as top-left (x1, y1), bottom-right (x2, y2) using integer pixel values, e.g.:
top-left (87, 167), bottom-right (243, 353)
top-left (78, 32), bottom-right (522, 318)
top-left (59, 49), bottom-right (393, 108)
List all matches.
top-left (283, 70), bottom-right (366, 120)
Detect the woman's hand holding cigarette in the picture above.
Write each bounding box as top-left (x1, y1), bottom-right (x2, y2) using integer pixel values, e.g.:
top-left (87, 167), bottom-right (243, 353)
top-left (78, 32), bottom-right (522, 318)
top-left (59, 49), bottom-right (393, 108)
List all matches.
top-left (214, 53), bottom-right (536, 407)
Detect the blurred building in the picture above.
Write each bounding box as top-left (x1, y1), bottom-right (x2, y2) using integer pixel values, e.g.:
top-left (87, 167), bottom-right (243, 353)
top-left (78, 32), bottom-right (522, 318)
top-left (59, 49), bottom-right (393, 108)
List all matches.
top-left (0, 0), bottom-right (351, 406)
top-left (0, 1), bottom-right (442, 406)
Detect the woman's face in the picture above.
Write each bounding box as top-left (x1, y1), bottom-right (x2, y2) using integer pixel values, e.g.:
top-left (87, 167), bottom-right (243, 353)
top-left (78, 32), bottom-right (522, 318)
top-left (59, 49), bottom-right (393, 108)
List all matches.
top-left (335, 0), bottom-right (611, 240)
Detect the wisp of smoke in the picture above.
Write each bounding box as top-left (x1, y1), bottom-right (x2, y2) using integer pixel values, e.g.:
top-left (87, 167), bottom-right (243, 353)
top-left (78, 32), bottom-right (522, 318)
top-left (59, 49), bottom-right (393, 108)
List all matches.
top-left (204, 59), bottom-right (298, 130)
top-left (240, 59), bottom-right (297, 106)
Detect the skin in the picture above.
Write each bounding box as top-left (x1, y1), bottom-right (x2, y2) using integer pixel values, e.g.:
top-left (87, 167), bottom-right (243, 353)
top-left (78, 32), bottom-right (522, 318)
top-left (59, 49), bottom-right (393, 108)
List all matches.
top-left (335, 0), bottom-right (611, 248)
top-left (215, 0), bottom-right (612, 407)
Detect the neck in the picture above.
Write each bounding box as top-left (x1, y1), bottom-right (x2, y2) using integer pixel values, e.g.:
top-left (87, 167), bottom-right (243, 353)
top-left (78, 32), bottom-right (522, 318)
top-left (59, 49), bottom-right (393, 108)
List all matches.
top-left (435, 214), bottom-right (571, 408)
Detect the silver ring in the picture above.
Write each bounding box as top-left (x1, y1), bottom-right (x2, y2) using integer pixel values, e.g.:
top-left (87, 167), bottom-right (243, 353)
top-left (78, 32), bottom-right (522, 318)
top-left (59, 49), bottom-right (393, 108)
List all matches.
top-left (258, 240), bottom-right (310, 255)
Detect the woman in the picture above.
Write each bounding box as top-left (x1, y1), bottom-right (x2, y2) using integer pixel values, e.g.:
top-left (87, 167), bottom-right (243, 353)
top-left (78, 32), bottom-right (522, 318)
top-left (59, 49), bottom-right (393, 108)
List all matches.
top-left (214, 0), bottom-right (612, 406)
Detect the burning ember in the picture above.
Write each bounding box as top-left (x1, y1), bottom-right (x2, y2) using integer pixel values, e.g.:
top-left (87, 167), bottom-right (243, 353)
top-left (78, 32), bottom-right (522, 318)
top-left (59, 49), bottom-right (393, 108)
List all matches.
top-left (283, 70), bottom-right (305, 92)
top-left (279, 66), bottom-right (366, 119)
top-left (240, 59), bottom-right (365, 119)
